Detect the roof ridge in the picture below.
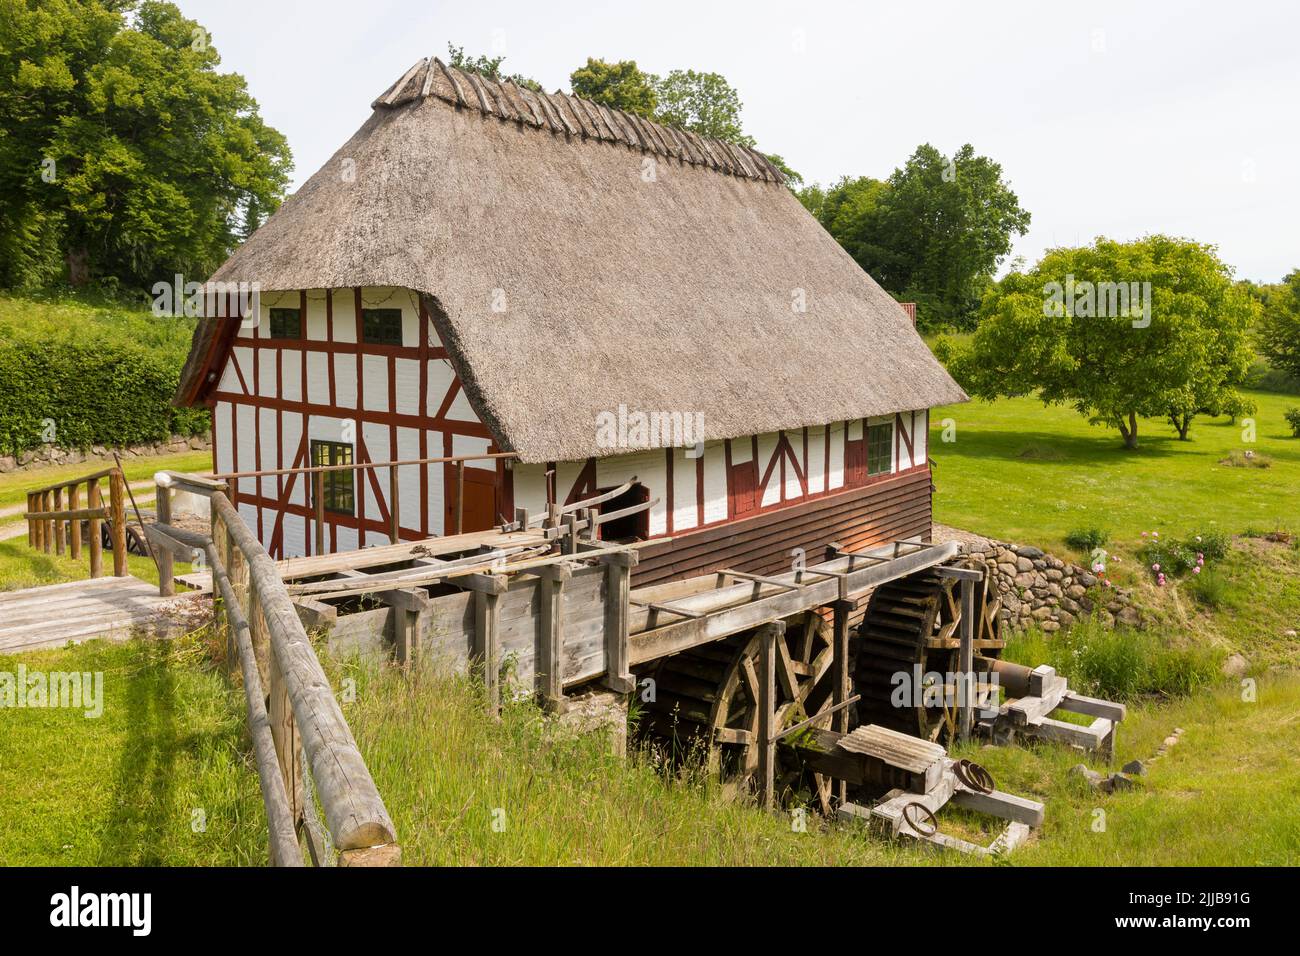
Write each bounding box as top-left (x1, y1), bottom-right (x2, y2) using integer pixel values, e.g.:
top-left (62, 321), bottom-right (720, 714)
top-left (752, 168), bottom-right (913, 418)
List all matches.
top-left (371, 56), bottom-right (784, 185)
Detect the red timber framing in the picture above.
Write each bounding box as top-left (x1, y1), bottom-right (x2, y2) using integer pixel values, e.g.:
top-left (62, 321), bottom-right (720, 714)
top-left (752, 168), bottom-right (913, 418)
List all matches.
top-left (547, 412), bottom-right (928, 585)
top-left (207, 287), bottom-right (503, 559)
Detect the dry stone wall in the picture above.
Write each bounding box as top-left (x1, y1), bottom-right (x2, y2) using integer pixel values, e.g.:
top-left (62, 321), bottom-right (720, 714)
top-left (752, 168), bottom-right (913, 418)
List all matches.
top-left (934, 525), bottom-right (1142, 631)
top-left (0, 434), bottom-right (210, 474)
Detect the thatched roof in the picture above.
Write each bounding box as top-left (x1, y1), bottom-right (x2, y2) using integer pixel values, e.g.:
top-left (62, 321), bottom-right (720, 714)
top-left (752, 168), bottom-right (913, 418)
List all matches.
top-left (177, 57), bottom-right (967, 464)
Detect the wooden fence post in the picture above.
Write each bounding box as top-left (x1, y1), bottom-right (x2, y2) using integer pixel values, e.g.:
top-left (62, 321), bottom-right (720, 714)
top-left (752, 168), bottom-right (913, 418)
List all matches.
top-left (156, 479), bottom-right (174, 596)
top-left (109, 469), bottom-right (127, 576)
top-left (53, 487), bottom-right (65, 556)
top-left (314, 471), bottom-right (325, 557)
top-left (388, 465), bottom-right (400, 545)
top-left (68, 483), bottom-right (82, 562)
top-left (27, 494), bottom-right (38, 550)
top-left (832, 600), bottom-right (852, 806)
top-left (88, 479), bottom-right (103, 578)
top-left (41, 490), bottom-right (52, 553)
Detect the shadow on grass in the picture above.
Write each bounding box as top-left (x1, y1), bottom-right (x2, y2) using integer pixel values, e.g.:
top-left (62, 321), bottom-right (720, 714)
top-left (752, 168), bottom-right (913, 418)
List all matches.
top-left (97, 640), bottom-right (179, 866)
top-left (932, 428), bottom-right (1185, 465)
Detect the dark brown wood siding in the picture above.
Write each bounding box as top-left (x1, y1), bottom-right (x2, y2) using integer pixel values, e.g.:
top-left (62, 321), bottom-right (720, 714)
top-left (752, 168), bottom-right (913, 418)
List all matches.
top-left (633, 465), bottom-right (933, 589)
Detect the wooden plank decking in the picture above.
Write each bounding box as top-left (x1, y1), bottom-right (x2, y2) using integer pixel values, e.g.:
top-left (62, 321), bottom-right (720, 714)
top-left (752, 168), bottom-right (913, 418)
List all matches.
top-left (0, 576), bottom-right (205, 654)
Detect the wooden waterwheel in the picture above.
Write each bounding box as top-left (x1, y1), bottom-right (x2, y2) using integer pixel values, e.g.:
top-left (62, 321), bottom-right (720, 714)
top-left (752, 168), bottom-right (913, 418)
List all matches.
top-left (854, 562), bottom-right (1005, 742)
top-left (639, 610), bottom-right (839, 806)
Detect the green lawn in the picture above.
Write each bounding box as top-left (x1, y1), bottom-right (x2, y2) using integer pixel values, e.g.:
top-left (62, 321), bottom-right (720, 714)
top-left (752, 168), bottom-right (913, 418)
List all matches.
top-left (0, 448), bottom-right (212, 510)
top-left (0, 538), bottom-right (189, 592)
top-left (0, 637), bottom-right (265, 866)
top-left (930, 390), bottom-right (1299, 551)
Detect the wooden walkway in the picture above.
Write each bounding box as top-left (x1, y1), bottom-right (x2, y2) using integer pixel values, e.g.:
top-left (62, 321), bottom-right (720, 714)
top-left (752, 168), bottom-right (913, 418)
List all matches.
top-left (0, 576), bottom-right (204, 654)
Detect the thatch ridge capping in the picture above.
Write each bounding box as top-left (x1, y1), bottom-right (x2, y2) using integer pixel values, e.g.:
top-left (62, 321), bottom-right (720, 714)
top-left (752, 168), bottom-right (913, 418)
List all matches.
top-left (369, 56), bottom-right (784, 184)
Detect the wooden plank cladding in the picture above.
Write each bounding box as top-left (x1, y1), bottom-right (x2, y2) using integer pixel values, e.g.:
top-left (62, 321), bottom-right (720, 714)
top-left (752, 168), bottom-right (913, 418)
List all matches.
top-left (633, 466), bottom-right (932, 590)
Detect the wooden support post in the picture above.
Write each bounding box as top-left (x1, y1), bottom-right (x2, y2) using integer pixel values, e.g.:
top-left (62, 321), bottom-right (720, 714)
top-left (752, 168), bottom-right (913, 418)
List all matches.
top-left (455, 459), bottom-right (465, 535)
top-left (535, 563), bottom-right (570, 713)
top-left (314, 471), bottom-right (325, 557)
top-left (88, 480), bottom-right (103, 578)
top-left (958, 577), bottom-right (976, 741)
top-left (68, 483), bottom-right (82, 562)
top-left (27, 494), bottom-right (38, 550)
top-left (832, 599), bottom-right (852, 806)
top-left (602, 551), bottom-right (637, 693)
top-left (156, 480), bottom-right (174, 596)
top-left (109, 469), bottom-right (127, 576)
top-left (472, 577), bottom-right (507, 714)
top-left (757, 620), bottom-right (784, 810)
top-left (388, 465), bottom-right (400, 545)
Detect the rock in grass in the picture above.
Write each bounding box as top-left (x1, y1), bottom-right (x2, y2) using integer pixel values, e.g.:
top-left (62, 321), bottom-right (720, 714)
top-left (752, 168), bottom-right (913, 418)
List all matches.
top-left (1122, 759), bottom-right (1146, 776)
top-left (1070, 763), bottom-right (1104, 788)
top-left (1102, 773), bottom-right (1137, 793)
top-left (1222, 654), bottom-right (1249, 677)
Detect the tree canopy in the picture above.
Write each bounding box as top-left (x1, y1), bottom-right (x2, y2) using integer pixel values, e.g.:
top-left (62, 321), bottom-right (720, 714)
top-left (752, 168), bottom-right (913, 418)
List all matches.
top-left (945, 236), bottom-right (1258, 449)
top-left (0, 0), bottom-right (292, 294)
top-left (800, 145), bottom-right (1029, 330)
top-left (1257, 269), bottom-right (1300, 381)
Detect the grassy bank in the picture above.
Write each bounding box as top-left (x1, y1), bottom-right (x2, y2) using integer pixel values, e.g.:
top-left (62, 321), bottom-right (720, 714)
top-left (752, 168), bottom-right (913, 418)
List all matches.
top-left (334, 655), bottom-right (1300, 866)
top-left (0, 635), bottom-right (264, 866)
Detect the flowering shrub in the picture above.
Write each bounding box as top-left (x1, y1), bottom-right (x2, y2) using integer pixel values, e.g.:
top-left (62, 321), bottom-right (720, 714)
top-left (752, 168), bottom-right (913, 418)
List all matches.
top-left (1136, 529), bottom-right (1223, 585)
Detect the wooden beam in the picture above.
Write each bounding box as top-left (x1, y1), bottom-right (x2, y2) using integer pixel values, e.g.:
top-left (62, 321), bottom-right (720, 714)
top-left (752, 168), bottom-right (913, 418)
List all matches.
top-left (109, 469), bottom-right (127, 576)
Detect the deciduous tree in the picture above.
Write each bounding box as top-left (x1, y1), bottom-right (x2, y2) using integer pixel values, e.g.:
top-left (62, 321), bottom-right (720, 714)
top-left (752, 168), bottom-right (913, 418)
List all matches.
top-left (946, 236), bottom-right (1257, 449)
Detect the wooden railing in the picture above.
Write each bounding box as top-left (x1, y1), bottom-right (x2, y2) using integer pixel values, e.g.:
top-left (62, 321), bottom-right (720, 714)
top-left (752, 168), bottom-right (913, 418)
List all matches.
top-left (24, 467), bottom-right (127, 577)
top-left (148, 473), bottom-right (400, 866)
top-left (213, 451), bottom-right (518, 552)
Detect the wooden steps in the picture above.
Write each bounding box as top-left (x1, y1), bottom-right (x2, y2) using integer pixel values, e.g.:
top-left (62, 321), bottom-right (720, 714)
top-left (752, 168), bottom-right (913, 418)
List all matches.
top-left (0, 576), bottom-right (205, 654)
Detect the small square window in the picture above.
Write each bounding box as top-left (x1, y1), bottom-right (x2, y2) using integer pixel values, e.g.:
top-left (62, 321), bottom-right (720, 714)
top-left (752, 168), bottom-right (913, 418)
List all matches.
top-left (311, 440), bottom-right (355, 516)
top-left (362, 308), bottom-right (403, 346)
top-left (867, 422), bottom-right (893, 476)
top-left (268, 307), bottom-right (302, 339)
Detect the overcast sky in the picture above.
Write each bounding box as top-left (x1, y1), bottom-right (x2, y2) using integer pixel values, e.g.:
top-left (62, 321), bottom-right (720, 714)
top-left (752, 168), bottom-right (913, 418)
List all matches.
top-left (179, 0), bottom-right (1298, 283)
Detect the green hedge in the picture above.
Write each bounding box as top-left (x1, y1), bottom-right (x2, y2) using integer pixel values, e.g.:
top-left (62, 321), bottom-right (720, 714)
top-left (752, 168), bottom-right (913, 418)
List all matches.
top-left (0, 332), bottom-right (209, 458)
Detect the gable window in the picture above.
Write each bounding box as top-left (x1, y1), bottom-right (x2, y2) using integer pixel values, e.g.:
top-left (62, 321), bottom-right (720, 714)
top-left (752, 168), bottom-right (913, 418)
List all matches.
top-left (268, 307), bottom-right (302, 339)
top-left (362, 308), bottom-right (403, 346)
top-left (311, 440), bottom-right (355, 515)
top-left (867, 421), bottom-right (893, 476)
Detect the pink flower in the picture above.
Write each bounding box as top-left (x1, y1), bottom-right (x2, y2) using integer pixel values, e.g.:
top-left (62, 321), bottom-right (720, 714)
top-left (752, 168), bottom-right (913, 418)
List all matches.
top-left (1193, 566), bottom-right (1201, 574)
top-left (1142, 531), bottom-right (1149, 537)
top-left (1152, 563), bottom-right (1161, 572)
top-left (1153, 531), bottom-right (1160, 538)
top-left (1197, 553), bottom-right (1204, 563)
top-left (1157, 573), bottom-right (1166, 586)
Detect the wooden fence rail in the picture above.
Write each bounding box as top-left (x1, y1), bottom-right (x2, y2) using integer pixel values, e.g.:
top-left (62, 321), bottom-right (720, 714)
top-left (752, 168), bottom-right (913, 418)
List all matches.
top-left (147, 473), bottom-right (399, 866)
top-left (24, 467), bottom-right (126, 577)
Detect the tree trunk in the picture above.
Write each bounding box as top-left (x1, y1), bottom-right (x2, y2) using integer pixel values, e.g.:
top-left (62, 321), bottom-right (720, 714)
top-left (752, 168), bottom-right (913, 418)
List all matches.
top-left (66, 247), bottom-right (89, 287)
top-left (1117, 411), bottom-right (1139, 450)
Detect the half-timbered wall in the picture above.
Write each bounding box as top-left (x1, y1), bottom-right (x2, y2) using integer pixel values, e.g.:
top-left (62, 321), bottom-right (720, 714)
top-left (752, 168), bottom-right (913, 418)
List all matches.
top-left (209, 285), bottom-right (933, 568)
top-left (210, 286), bottom-right (497, 559)
top-left (511, 409), bottom-right (931, 576)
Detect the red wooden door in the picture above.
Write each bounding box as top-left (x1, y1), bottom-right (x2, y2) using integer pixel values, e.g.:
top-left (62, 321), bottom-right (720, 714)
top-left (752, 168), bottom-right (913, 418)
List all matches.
top-left (445, 465), bottom-right (498, 534)
top-left (729, 460), bottom-right (759, 518)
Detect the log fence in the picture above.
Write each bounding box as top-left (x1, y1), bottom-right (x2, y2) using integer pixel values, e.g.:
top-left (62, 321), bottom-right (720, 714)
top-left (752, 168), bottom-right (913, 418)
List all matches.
top-left (148, 472), bottom-right (400, 866)
top-left (24, 467), bottom-right (127, 577)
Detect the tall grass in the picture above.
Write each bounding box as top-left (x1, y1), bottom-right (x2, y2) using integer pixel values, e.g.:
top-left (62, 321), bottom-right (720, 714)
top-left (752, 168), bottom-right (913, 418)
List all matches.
top-left (1001, 615), bottom-right (1221, 701)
